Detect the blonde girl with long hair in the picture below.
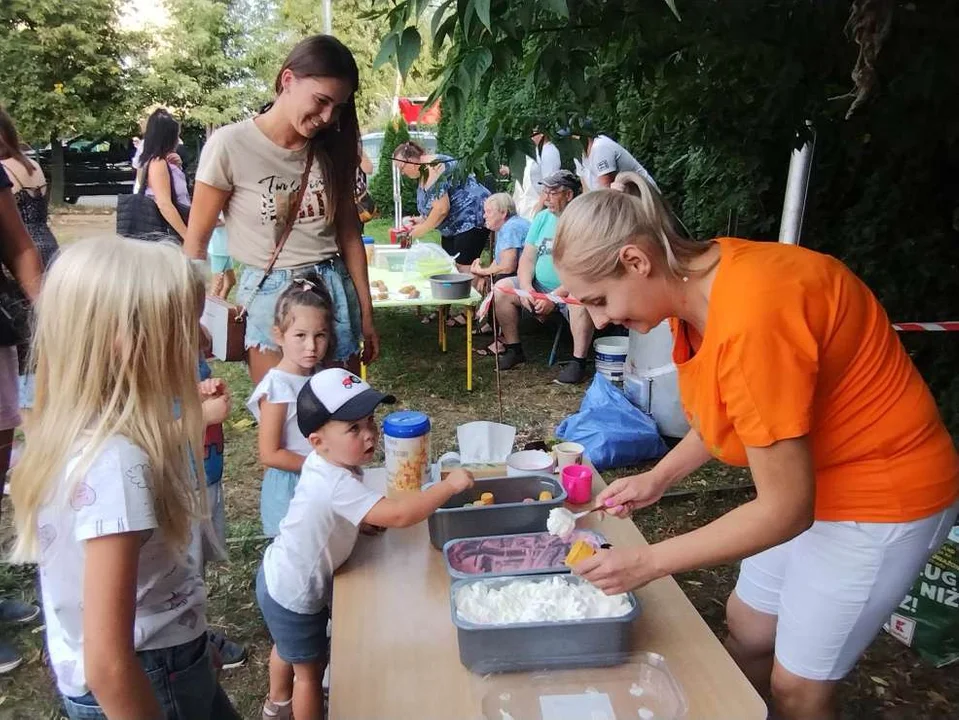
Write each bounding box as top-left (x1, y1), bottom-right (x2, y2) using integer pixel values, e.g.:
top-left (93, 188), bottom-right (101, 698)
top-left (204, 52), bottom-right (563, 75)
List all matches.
top-left (10, 237), bottom-right (240, 719)
top-left (554, 180), bottom-right (958, 719)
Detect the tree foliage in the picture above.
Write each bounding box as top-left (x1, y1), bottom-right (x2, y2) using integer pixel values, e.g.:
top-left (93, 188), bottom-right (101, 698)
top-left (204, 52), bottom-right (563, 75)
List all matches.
top-left (140, 0), bottom-right (256, 131)
top-left (0, 0), bottom-right (140, 143)
top-left (378, 0), bottom-right (959, 432)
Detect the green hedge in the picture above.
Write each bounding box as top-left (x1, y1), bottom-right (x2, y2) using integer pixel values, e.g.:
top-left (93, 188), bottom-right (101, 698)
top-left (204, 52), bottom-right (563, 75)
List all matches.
top-left (368, 116), bottom-right (418, 220)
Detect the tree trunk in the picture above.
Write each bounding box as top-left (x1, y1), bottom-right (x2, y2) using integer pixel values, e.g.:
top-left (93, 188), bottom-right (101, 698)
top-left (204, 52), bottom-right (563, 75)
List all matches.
top-left (49, 131), bottom-right (65, 206)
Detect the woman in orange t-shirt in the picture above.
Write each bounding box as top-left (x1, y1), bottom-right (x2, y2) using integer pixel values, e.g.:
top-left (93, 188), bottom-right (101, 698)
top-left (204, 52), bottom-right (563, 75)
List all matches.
top-left (553, 183), bottom-right (958, 720)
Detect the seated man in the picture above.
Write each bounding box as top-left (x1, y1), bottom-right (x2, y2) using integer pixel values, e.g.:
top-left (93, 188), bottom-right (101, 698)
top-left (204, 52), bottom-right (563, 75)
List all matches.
top-left (492, 170), bottom-right (595, 385)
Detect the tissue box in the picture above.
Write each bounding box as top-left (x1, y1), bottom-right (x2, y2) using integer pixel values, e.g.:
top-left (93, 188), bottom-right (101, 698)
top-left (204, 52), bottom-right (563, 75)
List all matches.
top-left (438, 459), bottom-right (508, 480)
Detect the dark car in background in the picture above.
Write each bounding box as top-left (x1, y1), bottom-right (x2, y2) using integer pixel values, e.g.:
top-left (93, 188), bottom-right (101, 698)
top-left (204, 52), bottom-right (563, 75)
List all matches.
top-left (32, 131), bottom-right (203, 203)
top-left (33, 136), bottom-right (136, 203)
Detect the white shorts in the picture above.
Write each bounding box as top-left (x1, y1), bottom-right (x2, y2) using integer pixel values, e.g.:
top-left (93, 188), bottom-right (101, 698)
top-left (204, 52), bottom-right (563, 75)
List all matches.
top-left (734, 502), bottom-right (958, 681)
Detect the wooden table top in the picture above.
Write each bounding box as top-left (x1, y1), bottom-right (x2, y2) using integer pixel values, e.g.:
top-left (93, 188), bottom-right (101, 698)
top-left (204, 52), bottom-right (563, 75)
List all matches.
top-left (329, 467), bottom-right (766, 719)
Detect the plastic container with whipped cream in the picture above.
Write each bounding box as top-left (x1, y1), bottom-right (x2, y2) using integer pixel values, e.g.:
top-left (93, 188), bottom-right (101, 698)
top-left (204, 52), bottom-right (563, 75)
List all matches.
top-left (450, 574), bottom-right (640, 674)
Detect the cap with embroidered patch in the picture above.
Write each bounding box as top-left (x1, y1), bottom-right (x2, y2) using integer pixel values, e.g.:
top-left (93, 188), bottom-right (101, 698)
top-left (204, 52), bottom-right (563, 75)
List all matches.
top-left (296, 368), bottom-right (396, 436)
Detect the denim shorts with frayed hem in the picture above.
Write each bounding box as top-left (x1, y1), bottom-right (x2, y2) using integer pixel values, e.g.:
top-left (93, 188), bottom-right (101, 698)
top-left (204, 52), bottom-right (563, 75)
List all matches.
top-left (235, 256), bottom-right (361, 361)
top-left (256, 565), bottom-right (330, 665)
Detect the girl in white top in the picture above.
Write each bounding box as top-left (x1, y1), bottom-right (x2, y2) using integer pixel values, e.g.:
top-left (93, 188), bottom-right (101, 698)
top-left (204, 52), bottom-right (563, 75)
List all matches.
top-left (248, 274), bottom-right (336, 537)
top-left (9, 237), bottom-right (239, 719)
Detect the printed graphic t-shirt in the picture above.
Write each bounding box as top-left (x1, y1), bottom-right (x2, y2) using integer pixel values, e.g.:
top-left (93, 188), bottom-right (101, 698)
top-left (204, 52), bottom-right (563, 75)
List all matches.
top-left (38, 435), bottom-right (207, 697)
top-left (673, 238), bottom-right (959, 522)
top-left (196, 119), bottom-right (338, 269)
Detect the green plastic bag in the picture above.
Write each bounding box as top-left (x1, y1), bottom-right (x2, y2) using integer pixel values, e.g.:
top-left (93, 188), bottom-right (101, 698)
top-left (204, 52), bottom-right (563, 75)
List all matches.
top-left (885, 525), bottom-right (959, 667)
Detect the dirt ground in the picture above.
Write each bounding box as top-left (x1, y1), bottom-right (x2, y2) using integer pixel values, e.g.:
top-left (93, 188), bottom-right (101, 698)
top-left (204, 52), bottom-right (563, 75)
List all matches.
top-left (0, 212), bottom-right (955, 718)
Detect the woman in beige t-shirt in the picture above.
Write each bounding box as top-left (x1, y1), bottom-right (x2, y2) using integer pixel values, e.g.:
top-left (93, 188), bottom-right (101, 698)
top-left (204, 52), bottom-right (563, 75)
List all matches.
top-left (184, 35), bottom-right (378, 383)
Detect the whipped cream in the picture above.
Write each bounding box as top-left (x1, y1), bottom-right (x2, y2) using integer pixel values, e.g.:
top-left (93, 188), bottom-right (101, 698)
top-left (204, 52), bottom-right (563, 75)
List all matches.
top-left (455, 576), bottom-right (632, 625)
top-left (546, 507), bottom-right (576, 538)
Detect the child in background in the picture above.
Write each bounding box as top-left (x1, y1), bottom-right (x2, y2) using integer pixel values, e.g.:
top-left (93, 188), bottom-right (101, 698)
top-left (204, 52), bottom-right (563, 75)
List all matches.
top-left (208, 214), bottom-right (234, 299)
top-left (9, 236), bottom-right (239, 719)
top-left (196, 293), bottom-right (247, 669)
top-left (257, 368), bottom-right (474, 720)
top-left (248, 275), bottom-right (335, 537)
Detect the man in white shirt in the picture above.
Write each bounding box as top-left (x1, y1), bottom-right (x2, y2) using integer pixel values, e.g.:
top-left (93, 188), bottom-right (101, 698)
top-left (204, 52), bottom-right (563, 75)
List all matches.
top-left (573, 133), bottom-right (657, 192)
top-left (512, 130), bottom-right (562, 219)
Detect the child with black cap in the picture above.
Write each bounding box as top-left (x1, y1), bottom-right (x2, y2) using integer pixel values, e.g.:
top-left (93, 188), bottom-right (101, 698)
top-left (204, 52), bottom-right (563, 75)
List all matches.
top-left (256, 368), bottom-right (474, 720)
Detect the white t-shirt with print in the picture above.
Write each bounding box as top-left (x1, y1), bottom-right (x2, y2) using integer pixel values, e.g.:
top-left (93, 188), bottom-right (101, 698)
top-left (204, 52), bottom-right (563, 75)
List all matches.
top-left (195, 119), bottom-right (339, 270)
top-left (37, 435), bottom-right (207, 698)
top-left (247, 368), bottom-right (313, 457)
top-left (263, 452), bottom-right (383, 614)
top-left (584, 135), bottom-right (657, 190)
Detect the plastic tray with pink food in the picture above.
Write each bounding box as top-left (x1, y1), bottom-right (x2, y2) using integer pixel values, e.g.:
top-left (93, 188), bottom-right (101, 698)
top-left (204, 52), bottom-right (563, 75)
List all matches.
top-left (442, 530), bottom-right (607, 582)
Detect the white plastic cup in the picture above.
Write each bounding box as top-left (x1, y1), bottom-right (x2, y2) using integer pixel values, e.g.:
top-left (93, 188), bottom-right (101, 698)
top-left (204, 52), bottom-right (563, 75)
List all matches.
top-left (506, 450), bottom-right (555, 476)
top-left (553, 441), bottom-right (585, 470)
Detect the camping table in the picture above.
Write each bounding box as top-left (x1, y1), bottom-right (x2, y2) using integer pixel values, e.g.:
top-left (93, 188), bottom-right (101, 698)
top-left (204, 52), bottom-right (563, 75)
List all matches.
top-left (329, 463), bottom-right (767, 719)
top-left (365, 265), bottom-right (483, 391)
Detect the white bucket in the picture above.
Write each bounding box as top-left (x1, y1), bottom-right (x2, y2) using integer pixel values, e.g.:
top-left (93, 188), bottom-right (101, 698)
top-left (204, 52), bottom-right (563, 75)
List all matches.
top-left (593, 336), bottom-right (629, 382)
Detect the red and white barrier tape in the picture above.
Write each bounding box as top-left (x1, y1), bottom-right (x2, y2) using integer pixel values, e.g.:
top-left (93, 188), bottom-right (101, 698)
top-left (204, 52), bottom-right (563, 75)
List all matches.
top-left (493, 285), bottom-right (957, 333)
top-left (892, 322), bottom-right (959, 332)
top-left (493, 285), bottom-right (582, 306)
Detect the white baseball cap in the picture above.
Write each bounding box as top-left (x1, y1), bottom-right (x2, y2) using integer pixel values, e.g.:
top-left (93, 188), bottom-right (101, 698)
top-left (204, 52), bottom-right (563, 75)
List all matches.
top-left (296, 368), bottom-right (396, 436)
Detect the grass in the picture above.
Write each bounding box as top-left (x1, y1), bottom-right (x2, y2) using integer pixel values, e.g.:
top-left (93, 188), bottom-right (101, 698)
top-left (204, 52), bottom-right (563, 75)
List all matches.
top-left (0, 212), bottom-right (957, 718)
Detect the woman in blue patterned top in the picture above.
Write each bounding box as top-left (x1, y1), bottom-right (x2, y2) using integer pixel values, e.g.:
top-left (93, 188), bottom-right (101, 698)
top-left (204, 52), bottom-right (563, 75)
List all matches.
top-left (393, 141), bottom-right (491, 275)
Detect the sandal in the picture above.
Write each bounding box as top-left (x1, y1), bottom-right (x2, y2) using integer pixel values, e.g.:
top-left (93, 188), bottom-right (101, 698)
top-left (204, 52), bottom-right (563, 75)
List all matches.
top-left (473, 322), bottom-right (494, 336)
top-left (474, 341), bottom-right (505, 357)
top-left (446, 313), bottom-right (469, 328)
top-left (420, 311), bottom-right (438, 325)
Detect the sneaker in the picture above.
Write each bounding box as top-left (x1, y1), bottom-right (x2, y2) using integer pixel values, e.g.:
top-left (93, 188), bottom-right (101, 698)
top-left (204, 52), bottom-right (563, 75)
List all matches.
top-left (554, 360), bottom-right (587, 385)
top-left (0, 641), bottom-right (22, 675)
top-left (497, 346), bottom-right (526, 370)
top-left (0, 599), bottom-right (40, 625)
top-left (262, 697), bottom-right (293, 720)
top-left (208, 630), bottom-right (247, 670)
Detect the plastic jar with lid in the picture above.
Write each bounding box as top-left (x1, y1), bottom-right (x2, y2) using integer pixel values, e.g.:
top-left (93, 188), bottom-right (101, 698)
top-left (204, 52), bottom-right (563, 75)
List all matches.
top-left (362, 235), bottom-right (375, 263)
top-left (383, 411), bottom-right (431, 497)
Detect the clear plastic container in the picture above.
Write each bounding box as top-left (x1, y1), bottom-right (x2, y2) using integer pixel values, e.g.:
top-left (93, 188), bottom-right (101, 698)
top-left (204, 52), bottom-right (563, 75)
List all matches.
top-left (383, 411), bottom-right (431, 496)
top-left (403, 241), bottom-right (456, 281)
top-left (373, 247), bottom-right (411, 272)
top-left (476, 652), bottom-right (688, 719)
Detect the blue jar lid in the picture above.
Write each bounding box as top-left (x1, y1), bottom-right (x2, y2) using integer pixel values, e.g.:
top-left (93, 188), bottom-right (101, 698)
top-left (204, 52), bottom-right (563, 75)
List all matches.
top-left (362, 235), bottom-right (375, 245)
top-left (383, 411), bottom-right (431, 438)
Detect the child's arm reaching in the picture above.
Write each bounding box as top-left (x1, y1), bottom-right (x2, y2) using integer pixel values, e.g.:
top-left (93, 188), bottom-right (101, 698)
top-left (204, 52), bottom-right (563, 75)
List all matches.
top-left (199, 378), bottom-right (231, 427)
top-left (363, 469), bottom-right (474, 529)
top-left (258, 399), bottom-right (307, 473)
top-left (83, 532), bottom-right (163, 719)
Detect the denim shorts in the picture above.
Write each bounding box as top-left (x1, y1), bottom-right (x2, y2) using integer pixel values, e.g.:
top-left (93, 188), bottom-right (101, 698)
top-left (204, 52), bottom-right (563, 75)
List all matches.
top-left (17, 372), bottom-right (35, 410)
top-left (61, 633), bottom-right (240, 720)
top-left (261, 467), bottom-right (299, 538)
top-left (235, 257), bottom-right (362, 361)
top-left (256, 565), bottom-right (330, 665)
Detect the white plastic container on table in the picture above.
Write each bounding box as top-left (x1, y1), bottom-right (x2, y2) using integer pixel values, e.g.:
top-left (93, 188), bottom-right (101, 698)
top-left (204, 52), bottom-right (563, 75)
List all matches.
top-left (383, 410), bottom-right (431, 497)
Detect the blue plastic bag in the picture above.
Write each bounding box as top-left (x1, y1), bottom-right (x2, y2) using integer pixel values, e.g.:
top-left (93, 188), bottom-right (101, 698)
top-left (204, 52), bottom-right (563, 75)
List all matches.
top-left (555, 374), bottom-right (667, 471)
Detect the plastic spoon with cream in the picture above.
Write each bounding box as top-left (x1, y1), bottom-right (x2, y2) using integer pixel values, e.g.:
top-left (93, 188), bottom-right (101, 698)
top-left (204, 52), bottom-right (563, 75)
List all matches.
top-left (546, 506), bottom-right (604, 539)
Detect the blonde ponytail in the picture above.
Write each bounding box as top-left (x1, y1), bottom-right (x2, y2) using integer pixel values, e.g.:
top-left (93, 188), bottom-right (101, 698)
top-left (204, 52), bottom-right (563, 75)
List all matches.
top-left (554, 182), bottom-right (713, 281)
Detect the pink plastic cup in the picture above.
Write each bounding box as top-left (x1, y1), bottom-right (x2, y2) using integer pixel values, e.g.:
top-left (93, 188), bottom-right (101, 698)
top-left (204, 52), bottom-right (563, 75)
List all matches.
top-left (561, 464), bottom-right (593, 505)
